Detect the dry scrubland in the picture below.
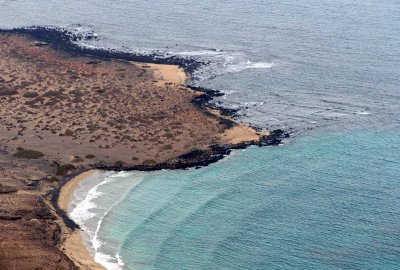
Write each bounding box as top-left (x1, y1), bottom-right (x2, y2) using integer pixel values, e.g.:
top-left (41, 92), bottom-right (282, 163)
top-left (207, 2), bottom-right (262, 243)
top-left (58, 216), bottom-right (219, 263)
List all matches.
top-left (0, 34), bottom-right (239, 169)
top-left (0, 33), bottom-right (262, 269)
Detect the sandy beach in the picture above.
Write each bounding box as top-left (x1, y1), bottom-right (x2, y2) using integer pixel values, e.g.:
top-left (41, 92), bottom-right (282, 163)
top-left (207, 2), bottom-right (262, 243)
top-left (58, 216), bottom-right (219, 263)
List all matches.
top-left (58, 170), bottom-right (106, 270)
top-left (0, 29), bottom-right (280, 270)
top-left (58, 170), bottom-right (100, 212)
top-left (54, 62), bottom-right (262, 270)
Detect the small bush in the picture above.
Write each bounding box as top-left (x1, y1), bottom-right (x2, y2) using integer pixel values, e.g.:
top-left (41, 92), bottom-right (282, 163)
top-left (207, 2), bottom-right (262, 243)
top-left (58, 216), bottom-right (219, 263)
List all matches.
top-left (13, 149), bottom-right (44, 159)
top-left (43, 90), bottom-right (61, 97)
top-left (48, 176), bottom-right (59, 182)
top-left (114, 160), bottom-right (125, 167)
top-left (132, 157), bottom-right (139, 161)
top-left (71, 156), bottom-right (84, 163)
top-left (122, 135), bottom-right (132, 141)
top-left (85, 154), bottom-right (96, 159)
top-left (96, 89), bottom-right (107, 94)
top-left (0, 89), bottom-right (18, 96)
top-left (161, 144), bottom-right (173, 150)
top-left (142, 159), bottom-right (156, 165)
top-left (64, 129), bottom-right (74, 136)
top-left (23, 92), bottom-right (39, 98)
top-left (163, 133), bottom-right (174, 139)
top-left (56, 164), bottom-right (75, 176)
top-left (69, 90), bottom-right (83, 97)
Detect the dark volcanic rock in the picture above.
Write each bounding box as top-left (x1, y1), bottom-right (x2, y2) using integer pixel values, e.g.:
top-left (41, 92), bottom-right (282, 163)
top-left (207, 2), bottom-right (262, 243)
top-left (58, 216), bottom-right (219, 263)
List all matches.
top-left (260, 129), bottom-right (289, 146)
top-left (0, 26), bottom-right (205, 74)
top-left (0, 27), bottom-right (292, 270)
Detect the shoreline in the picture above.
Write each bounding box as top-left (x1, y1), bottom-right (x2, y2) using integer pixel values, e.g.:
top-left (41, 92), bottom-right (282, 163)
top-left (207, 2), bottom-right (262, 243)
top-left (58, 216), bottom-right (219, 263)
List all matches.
top-left (58, 170), bottom-right (106, 270)
top-left (0, 26), bottom-right (289, 270)
top-left (52, 55), bottom-right (268, 270)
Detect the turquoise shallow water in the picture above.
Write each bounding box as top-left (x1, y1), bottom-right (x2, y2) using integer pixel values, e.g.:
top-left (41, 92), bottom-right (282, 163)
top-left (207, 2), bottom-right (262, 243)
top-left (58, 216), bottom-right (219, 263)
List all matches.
top-left (2, 0), bottom-right (399, 269)
top-left (71, 131), bottom-right (400, 269)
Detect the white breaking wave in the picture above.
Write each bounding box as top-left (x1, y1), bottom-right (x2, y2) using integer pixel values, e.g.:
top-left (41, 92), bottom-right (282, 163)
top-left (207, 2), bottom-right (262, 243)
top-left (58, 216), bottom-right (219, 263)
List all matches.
top-left (225, 60), bottom-right (275, 74)
top-left (174, 50), bottom-right (227, 56)
top-left (69, 171), bottom-right (145, 270)
top-left (222, 90), bottom-right (237, 99)
top-left (242, 101), bottom-right (265, 106)
top-left (355, 111), bottom-right (371, 115)
top-left (192, 59), bottom-right (276, 81)
top-left (116, 253), bottom-right (125, 268)
top-left (62, 28), bottom-right (277, 81)
top-left (174, 49), bottom-right (276, 78)
top-left (69, 175), bottom-right (114, 225)
top-left (92, 212), bottom-right (124, 270)
top-left (68, 25), bottom-right (99, 37)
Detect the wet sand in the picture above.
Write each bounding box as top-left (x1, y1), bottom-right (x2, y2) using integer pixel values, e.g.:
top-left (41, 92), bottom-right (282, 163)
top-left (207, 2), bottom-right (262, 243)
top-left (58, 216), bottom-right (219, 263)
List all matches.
top-left (63, 230), bottom-right (105, 270)
top-left (58, 170), bottom-right (100, 212)
top-left (58, 170), bottom-right (105, 270)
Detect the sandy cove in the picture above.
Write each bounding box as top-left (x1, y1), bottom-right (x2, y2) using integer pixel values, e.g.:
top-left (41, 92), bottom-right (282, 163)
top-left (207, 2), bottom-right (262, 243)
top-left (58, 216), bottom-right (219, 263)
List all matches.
top-left (0, 29), bottom-right (279, 270)
top-left (58, 170), bottom-right (105, 270)
top-left (139, 62), bottom-right (265, 145)
top-left (56, 63), bottom-right (263, 270)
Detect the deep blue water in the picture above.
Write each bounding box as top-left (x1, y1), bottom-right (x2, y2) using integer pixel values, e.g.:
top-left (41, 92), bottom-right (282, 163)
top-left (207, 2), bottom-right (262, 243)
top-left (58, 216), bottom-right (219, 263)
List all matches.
top-left (1, 0), bottom-right (399, 130)
top-left (2, 0), bottom-right (399, 269)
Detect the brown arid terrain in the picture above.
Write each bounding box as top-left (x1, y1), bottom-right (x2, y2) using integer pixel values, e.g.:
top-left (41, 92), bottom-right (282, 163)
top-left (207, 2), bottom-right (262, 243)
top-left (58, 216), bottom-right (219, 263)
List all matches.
top-left (0, 32), bottom-right (272, 270)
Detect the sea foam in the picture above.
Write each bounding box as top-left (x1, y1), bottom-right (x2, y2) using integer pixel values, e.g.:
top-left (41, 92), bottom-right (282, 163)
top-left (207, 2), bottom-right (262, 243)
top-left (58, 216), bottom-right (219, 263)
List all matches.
top-left (69, 171), bottom-right (145, 270)
top-left (225, 60), bottom-right (275, 74)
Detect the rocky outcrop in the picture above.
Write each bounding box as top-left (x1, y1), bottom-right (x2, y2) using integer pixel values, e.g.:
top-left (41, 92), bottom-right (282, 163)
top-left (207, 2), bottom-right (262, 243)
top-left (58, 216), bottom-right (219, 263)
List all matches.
top-left (0, 27), bottom-right (290, 270)
top-left (0, 148), bottom-right (78, 269)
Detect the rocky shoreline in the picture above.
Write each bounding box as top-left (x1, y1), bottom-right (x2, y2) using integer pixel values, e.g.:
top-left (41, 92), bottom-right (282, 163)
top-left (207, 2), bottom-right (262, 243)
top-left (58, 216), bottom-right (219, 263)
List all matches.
top-left (52, 129), bottom-right (288, 232)
top-left (0, 26), bottom-right (264, 123)
top-left (0, 26), bottom-right (204, 76)
top-left (0, 26), bottom-right (289, 270)
top-left (0, 26), bottom-right (290, 160)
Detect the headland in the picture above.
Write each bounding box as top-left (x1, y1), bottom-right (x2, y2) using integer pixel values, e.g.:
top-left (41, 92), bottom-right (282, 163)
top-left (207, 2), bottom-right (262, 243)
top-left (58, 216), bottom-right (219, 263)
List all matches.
top-left (0, 27), bottom-right (287, 269)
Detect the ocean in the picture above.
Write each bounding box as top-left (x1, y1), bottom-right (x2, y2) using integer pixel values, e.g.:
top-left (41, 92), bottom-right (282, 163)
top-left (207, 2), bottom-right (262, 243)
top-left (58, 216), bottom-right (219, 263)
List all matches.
top-left (1, 0), bottom-right (399, 269)
top-left (71, 131), bottom-right (400, 269)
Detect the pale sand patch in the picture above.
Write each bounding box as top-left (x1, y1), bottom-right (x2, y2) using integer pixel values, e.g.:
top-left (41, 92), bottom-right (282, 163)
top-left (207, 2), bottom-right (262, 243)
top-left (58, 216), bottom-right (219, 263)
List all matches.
top-left (135, 62), bottom-right (187, 85)
top-left (58, 170), bottom-right (106, 270)
top-left (220, 125), bottom-right (261, 144)
top-left (63, 230), bottom-right (106, 270)
top-left (210, 108), bottom-right (269, 144)
top-left (58, 170), bottom-right (99, 212)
